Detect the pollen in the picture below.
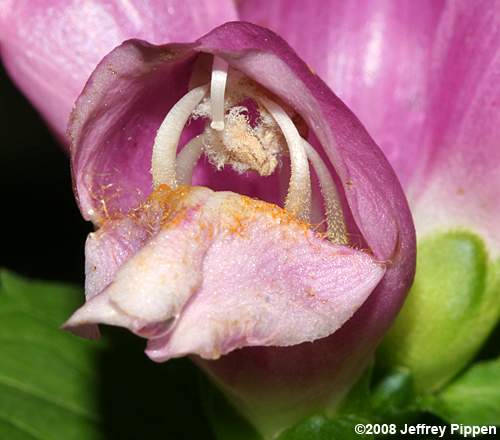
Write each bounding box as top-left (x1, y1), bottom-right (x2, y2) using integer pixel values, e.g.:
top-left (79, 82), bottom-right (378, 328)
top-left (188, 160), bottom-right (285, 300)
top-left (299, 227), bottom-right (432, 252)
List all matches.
top-left (203, 106), bottom-right (284, 176)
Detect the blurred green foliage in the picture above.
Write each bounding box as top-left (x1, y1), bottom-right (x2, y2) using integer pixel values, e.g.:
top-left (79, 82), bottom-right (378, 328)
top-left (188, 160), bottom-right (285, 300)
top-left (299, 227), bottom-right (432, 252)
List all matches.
top-left (380, 231), bottom-right (500, 392)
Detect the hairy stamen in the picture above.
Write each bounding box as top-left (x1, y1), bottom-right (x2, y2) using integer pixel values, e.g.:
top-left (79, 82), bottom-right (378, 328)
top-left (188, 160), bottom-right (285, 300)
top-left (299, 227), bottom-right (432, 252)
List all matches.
top-left (155, 58), bottom-right (346, 240)
top-left (210, 57), bottom-right (229, 131)
top-left (302, 139), bottom-right (348, 244)
top-left (176, 136), bottom-right (205, 185)
top-left (151, 85), bottom-right (208, 188)
top-left (259, 97), bottom-right (311, 222)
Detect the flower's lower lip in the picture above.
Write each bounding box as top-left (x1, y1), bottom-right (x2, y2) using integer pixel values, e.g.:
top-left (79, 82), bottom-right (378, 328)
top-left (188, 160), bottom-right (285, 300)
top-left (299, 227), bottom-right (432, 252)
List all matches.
top-left (63, 184), bottom-right (386, 360)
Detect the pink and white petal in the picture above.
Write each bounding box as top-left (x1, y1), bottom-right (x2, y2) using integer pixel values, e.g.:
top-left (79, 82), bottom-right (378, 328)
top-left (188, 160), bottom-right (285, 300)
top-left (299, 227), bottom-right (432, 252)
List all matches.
top-left (64, 290), bottom-right (137, 333)
top-left (0, 0), bottom-right (238, 140)
top-left (238, 0), bottom-right (444, 187)
top-left (408, 2), bottom-right (500, 255)
top-left (67, 188), bottom-right (385, 354)
top-left (104, 216), bottom-right (211, 323)
top-left (68, 185), bottom-right (214, 331)
top-left (147, 223), bottom-right (384, 361)
top-left (64, 204), bottom-right (211, 335)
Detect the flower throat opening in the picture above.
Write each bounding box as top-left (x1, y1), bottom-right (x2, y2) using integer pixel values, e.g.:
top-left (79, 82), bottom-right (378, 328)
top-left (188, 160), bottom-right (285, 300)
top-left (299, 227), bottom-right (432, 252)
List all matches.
top-left (151, 56), bottom-right (348, 245)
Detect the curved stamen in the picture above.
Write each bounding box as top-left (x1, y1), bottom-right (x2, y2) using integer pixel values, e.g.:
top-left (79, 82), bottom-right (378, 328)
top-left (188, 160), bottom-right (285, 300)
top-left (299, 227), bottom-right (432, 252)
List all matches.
top-left (259, 97), bottom-right (311, 222)
top-left (151, 84), bottom-right (208, 188)
top-left (176, 136), bottom-right (205, 185)
top-left (302, 139), bottom-right (348, 244)
top-left (210, 57), bottom-right (229, 131)
top-left (151, 66), bottom-right (345, 244)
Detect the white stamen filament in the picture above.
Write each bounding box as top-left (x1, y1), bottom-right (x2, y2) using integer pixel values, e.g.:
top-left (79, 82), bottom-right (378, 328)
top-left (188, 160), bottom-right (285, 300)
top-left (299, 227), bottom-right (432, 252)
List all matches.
top-left (176, 136), bottom-right (205, 185)
top-left (210, 57), bottom-right (229, 131)
top-left (302, 139), bottom-right (348, 244)
top-left (259, 97), bottom-right (311, 222)
top-left (151, 84), bottom-right (208, 188)
top-left (152, 57), bottom-right (347, 241)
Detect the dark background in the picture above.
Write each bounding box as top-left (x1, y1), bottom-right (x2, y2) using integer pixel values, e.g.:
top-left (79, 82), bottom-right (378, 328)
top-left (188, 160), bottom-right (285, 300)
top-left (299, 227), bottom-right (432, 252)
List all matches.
top-left (1, 64), bottom-right (91, 283)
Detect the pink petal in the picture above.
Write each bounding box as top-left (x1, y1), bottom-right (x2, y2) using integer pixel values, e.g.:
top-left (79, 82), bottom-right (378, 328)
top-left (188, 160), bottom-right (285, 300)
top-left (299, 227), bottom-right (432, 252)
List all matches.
top-left (240, 1), bottom-right (500, 255)
top-left (64, 186), bottom-right (204, 333)
top-left (65, 187), bottom-right (384, 355)
top-left (147, 206), bottom-right (384, 360)
top-left (409, 2), bottom-right (500, 255)
top-left (84, 216), bottom-right (151, 300)
top-left (0, 0), bottom-right (238, 140)
top-left (238, 0), bottom-right (444, 187)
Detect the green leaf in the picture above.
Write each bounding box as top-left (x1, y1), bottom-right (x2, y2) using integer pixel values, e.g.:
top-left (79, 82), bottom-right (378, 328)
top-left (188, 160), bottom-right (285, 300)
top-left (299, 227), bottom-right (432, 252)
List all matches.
top-left (422, 358), bottom-right (500, 425)
top-left (0, 269), bottom-right (214, 439)
top-left (0, 271), bottom-right (103, 440)
top-left (278, 414), bottom-right (372, 440)
top-left (379, 231), bottom-right (500, 392)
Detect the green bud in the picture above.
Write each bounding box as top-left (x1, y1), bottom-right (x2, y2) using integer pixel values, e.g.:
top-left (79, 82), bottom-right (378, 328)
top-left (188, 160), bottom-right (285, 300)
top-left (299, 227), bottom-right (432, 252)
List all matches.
top-left (379, 231), bottom-right (500, 393)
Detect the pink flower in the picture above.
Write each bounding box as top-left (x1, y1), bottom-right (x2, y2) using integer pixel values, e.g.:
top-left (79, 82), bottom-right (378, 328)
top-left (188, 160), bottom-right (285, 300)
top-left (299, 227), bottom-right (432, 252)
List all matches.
top-left (63, 23), bottom-right (414, 435)
top-left (1, 2), bottom-right (418, 436)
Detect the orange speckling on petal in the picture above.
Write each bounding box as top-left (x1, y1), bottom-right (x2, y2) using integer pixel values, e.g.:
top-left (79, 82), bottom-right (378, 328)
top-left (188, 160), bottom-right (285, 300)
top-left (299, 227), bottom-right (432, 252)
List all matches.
top-left (306, 287), bottom-right (316, 298)
top-left (98, 184), bottom-right (323, 247)
top-left (216, 192), bottom-right (313, 241)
